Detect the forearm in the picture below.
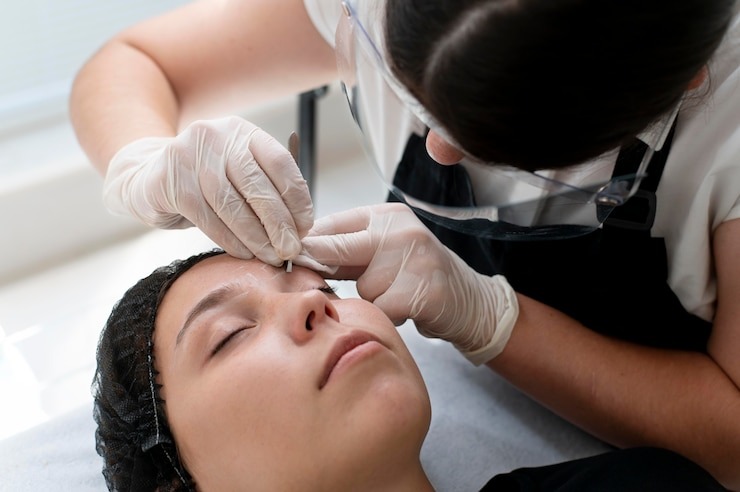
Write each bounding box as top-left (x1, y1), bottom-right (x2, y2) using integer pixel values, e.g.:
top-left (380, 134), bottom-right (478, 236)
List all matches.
top-left (488, 294), bottom-right (740, 490)
top-left (70, 40), bottom-right (179, 175)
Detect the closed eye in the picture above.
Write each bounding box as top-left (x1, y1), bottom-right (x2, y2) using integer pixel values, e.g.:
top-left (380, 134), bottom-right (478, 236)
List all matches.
top-left (211, 326), bottom-right (252, 357)
top-left (210, 286), bottom-right (336, 357)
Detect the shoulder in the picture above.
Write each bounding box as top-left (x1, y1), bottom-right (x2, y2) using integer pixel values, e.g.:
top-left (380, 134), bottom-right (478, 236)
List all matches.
top-left (708, 8), bottom-right (740, 86)
top-left (671, 7), bottom-right (740, 211)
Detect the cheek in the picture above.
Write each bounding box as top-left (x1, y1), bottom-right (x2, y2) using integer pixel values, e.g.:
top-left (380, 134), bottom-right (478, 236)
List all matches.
top-left (167, 370), bottom-right (263, 459)
top-left (164, 349), bottom-right (320, 485)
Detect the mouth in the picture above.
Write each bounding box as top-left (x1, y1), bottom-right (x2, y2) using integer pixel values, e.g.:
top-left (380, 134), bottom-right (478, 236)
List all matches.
top-left (319, 331), bottom-right (384, 389)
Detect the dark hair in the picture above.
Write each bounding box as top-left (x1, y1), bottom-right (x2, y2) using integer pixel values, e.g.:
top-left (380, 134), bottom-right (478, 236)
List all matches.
top-left (92, 249), bottom-right (224, 492)
top-left (385, 0), bottom-right (735, 170)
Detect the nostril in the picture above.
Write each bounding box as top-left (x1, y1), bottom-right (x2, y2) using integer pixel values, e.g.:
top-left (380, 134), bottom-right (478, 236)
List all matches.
top-left (325, 304), bottom-right (339, 322)
top-left (305, 311), bottom-right (315, 331)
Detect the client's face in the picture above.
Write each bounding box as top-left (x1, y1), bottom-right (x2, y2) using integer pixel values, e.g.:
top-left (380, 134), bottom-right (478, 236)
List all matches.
top-left (154, 255), bottom-right (431, 491)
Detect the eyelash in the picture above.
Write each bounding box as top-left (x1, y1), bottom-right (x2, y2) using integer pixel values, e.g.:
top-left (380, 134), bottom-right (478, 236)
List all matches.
top-left (210, 285), bottom-right (337, 356)
top-left (211, 327), bottom-right (250, 357)
top-left (318, 284), bottom-right (338, 295)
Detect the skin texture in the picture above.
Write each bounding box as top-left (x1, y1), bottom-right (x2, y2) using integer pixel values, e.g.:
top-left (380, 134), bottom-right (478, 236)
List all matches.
top-left (153, 255), bottom-right (433, 491)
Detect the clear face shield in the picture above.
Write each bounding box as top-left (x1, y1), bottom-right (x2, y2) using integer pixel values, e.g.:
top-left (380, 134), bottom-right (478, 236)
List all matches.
top-left (335, 0), bottom-right (674, 240)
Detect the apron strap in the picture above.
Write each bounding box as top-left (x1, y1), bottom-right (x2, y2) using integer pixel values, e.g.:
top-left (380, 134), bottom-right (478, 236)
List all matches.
top-left (603, 120), bottom-right (678, 231)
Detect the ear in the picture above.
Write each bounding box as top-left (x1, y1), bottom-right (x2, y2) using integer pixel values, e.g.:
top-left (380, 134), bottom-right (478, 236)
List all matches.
top-left (687, 66), bottom-right (708, 90)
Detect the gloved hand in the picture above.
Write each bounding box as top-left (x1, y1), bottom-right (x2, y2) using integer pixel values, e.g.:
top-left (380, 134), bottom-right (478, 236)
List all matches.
top-left (102, 116), bottom-right (314, 265)
top-left (297, 203), bottom-right (519, 365)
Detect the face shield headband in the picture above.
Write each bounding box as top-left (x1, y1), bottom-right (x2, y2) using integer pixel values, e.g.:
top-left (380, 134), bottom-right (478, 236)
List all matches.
top-left (335, 0), bottom-right (677, 240)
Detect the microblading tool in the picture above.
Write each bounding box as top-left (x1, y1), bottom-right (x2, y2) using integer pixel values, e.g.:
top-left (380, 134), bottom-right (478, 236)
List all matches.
top-left (285, 131), bottom-right (301, 274)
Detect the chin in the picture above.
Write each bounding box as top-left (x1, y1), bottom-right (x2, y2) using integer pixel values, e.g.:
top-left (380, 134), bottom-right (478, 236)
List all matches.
top-left (367, 374), bottom-right (431, 442)
top-left (322, 381), bottom-right (430, 488)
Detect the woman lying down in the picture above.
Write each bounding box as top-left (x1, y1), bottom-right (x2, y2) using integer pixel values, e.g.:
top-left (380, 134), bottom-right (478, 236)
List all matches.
top-left (93, 250), bottom-right (724, 491)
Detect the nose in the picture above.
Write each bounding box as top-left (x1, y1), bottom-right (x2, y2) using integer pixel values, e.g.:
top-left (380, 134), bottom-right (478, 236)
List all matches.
top-left (277, 290), bottom-right (340, 343)
top-left (426, 130), bottom-right (465, 165)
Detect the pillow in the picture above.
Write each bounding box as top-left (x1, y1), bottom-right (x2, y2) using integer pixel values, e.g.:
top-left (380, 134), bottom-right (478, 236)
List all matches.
top-left (0, 400), bottom-right (105, 491)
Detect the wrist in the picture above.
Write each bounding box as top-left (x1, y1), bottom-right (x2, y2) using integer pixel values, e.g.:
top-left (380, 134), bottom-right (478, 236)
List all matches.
top-left (103, 137), bottom-right (177, 225)
top-left (460, 274), bottom-right (519, 366)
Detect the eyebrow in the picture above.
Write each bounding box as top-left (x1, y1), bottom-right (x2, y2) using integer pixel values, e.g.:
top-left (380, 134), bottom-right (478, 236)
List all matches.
top-left (175, 283), bottom-right (240, 348)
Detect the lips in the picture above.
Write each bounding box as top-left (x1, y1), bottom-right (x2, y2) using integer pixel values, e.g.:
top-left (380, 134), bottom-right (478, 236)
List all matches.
top-left (319, 331), bottom-right (383, 389)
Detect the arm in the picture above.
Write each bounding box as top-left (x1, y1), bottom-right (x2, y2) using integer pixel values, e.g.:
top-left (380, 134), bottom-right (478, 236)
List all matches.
top-left (69, 0), bottom-right (338, 263)
top-left (70, 0), bottom-right (337, 175)
top-left (487, 218), bottom-right (740, 490)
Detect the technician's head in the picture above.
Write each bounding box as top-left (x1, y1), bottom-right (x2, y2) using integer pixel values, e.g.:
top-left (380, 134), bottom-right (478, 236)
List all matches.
top-left (385, 0), bottom-right (734, 170)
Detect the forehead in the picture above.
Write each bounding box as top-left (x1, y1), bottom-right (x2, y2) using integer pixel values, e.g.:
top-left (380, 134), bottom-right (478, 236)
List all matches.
top-left (157, 255), bottom-right (324, 325)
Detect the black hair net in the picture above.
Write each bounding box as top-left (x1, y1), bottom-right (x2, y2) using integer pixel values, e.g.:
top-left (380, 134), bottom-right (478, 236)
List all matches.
top-left (92, 249), bottom-right (224, 491)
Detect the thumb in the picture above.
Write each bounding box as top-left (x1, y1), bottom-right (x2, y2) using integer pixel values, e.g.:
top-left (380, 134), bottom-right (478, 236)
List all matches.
top-left (372, 289), bottom-right (413, 327)
top-left (365, 269), bottom-right (430, 327)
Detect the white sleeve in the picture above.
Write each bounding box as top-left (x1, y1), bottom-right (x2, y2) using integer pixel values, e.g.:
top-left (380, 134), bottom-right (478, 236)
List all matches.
top-left (718, 132), bottom-right (740, 223)
top-left (303, 0), bottom-right (344, 48)
top-left (712, 10), bottom-right (740, 224)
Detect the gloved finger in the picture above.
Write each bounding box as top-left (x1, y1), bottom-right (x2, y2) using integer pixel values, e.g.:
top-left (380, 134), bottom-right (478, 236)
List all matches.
top-left (244, 128), bottom-right (314, 231)
top-left (307, 206), bottom-right (374, 236)
top-left (353, 237), bottom-right (420, 307)
top-left (300, 230), bottom-right (376, 269)
top-left (290, 252), bottom-right (364, 279)
top-left (290, 252), bottom-right (338, 275)
top-left (372, 288), bottom-right (417, 326)
top-left (197, 165), bottom-right (286, 263)
top-left (226, 128), bottom-right (313, 260)
top-left (227, 155), bottom-right (304, 261)
top-left (221, 211), bottom-right (283, 265)
top-left (178, 194), bottom-right (281, 264)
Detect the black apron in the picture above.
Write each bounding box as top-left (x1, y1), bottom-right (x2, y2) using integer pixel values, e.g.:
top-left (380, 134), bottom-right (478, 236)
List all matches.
top-left (389, 125), bottom-right (711, 352)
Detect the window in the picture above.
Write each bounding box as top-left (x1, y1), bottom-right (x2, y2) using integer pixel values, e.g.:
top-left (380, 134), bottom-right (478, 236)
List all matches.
top-left (0, 1), bottom-right (189, 283)
top-left (0, 1), bottom-right (188, 137)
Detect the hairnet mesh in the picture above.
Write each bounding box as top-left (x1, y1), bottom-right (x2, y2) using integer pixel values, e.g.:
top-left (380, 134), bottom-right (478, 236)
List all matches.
top-left (92, 249), bottom-right (224, 491)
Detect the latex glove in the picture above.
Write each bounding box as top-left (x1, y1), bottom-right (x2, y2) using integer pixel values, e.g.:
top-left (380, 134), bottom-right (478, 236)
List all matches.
top-left (297, 203), bottom-right (519, 365)
top-left (102, 116), bottom-right (313, 265)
